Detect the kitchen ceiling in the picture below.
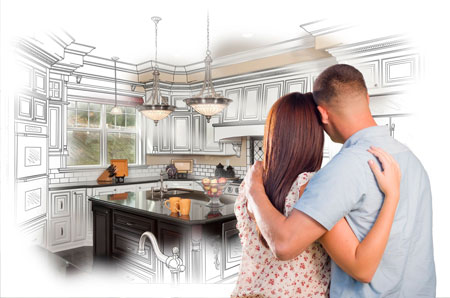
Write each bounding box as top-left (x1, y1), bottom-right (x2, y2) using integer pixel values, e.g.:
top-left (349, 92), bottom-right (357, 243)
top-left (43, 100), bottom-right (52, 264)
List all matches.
top-left (3, 0), bottom-right (425, 66)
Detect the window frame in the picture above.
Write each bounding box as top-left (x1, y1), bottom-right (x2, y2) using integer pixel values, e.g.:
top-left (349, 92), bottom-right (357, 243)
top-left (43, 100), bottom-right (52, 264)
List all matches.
top-left (66, 100), bottom-right (142, 168)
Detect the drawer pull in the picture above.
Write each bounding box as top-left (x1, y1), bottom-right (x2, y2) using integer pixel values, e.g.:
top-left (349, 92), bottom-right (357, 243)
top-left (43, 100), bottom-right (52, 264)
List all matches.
top-left (60, 201), bottom-right (63, 210)
top-left (125, 222), bottom-right (134, 226)
top-left (126, 247), bottom-right (134, 252)
top-left (60, 227), bottom-right (63, 236)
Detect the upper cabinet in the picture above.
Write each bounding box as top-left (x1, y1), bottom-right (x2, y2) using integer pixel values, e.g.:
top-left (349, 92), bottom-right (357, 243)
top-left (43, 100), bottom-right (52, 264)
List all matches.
top-left (241, 85), bottom-right (261, 121)
top-left (223, 88), bottom-right (241, 122)
top-left (261, 81), bottom-right (283, 120)
top-left (16, 94), bottom-right (47, 124)
top-left (284, 77), bottom-right (308, 94)
top-left (172, 114), bottom-right (192, 152)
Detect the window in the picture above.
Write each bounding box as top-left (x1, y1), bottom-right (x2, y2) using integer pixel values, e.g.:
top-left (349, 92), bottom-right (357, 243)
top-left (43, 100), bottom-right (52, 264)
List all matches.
top-left (67, 101), bottom-right (138, 167)
top-left (105, 105), bottom-right (136, 164)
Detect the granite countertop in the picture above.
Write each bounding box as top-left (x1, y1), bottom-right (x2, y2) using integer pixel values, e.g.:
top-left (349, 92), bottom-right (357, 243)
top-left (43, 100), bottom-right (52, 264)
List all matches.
top-left (88, 190), bottom-right (236, 225)
top-left (48, 176), bottom-right (202, 191)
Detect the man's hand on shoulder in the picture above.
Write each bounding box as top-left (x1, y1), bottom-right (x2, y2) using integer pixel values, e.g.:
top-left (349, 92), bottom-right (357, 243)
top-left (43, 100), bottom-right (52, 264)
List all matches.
top-left (244, 161), bottom-right (266, 214)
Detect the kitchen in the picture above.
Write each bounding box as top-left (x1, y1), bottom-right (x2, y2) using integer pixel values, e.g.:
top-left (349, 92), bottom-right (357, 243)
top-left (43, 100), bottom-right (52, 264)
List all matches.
top-left (1, 1), bottom-right (449, 297)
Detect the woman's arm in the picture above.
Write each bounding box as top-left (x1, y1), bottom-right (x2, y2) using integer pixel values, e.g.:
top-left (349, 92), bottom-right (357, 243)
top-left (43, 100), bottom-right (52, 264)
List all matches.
top-left (319, 146), bottom-right (401, 283)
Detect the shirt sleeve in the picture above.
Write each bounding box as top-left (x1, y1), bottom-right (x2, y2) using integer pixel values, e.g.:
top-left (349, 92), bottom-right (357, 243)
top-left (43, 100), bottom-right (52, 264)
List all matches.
top-left (294, 150), bottom-right (367, 231)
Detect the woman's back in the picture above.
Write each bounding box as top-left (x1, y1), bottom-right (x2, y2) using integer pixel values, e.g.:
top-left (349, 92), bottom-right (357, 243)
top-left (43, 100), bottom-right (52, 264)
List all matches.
top-left (232, 172), bottom-right (330, 298)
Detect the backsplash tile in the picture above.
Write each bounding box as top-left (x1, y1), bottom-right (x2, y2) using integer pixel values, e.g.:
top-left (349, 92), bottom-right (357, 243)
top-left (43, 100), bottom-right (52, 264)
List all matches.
top-left (49, 162), bottom-right (248, 185)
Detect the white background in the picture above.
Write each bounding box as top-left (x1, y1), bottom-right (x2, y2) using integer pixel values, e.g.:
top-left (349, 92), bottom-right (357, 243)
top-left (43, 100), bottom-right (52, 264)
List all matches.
top-left (1, 0), bottom-right (449, 297)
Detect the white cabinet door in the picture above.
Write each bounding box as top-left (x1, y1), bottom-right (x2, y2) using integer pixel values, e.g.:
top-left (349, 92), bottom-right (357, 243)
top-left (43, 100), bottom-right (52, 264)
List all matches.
top-left (204, 114), bottom-right (223, 152)
top-left (382, 55), bottom-right (419, 87)
top-left (223, 88), bottom-right (241, 122)
top-left (33, 69), bottom-right (47, 96)
top-left (192, 114), bottom-right (203, 152)
top-left (158, 116), bottom-right (171, 153)
top-left (241, 85), bottom-right (261, 121)
top-left (33, 98), bottom-right (47, 123)
top-left (172, 114), bottom-right (191, 152)
top-left (71, 190), bottom-right (87, 242)
top-left (261, 81), bottom-right (283, 119)
top-left (285, 77), bottom-right (308, 94)
top-left (354, 60), bottom-right (380, 90)
top-left (16, 94), bottom-right (33, 121)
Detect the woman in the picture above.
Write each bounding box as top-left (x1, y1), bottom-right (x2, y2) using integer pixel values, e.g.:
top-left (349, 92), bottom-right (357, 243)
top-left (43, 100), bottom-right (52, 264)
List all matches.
top-left (232, 92), bottom-right (401, 297)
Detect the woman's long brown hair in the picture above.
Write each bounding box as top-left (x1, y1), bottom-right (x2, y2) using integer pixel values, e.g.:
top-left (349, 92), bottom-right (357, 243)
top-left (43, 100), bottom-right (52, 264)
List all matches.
top-left (263, 92), bottom-right (324, 215)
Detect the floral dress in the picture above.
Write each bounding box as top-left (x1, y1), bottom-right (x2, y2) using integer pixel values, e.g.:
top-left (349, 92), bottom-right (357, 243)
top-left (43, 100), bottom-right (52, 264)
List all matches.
top-left (232, 172), bottom-right (330, 298)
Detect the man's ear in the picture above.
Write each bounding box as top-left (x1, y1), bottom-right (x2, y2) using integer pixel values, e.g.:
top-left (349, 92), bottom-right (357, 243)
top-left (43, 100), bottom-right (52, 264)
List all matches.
top-left (317, 105), bottom-right (329, 125)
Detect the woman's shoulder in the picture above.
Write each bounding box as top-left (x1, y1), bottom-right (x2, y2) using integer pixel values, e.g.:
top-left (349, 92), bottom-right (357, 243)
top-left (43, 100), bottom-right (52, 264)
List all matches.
top-left (294, 171), bottom-right (316, 187)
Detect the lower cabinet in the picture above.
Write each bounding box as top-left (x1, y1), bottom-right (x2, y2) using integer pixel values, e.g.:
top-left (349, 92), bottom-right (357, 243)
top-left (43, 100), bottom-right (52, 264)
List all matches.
top-left (93, 204), bottom-right (111, 257)
top-left (47, 189), bottom-right (89, 252)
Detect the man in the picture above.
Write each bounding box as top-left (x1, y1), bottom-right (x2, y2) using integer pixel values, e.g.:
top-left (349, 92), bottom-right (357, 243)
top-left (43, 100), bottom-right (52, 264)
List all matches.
top-left (245, 64), bottom-right (436, 297)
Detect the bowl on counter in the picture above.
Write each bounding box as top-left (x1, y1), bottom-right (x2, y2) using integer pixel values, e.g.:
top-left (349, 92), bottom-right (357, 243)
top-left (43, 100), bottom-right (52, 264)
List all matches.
top-left (195, 177), bottom-right (230, 207)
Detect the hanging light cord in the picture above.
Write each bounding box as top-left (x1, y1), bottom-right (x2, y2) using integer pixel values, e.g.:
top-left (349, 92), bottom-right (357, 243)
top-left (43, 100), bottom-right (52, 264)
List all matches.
top-left (114, 59), bottom-right (117, 106)
top-left (206, 11), bottom-right (210, 56)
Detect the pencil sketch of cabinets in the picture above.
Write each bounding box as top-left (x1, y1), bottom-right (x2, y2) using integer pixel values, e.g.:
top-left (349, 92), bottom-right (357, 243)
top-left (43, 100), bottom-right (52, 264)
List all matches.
top-left (17, 64), bottom-right (48, 96)
top-left (48, 189), bottom-right (89, 252)
top-left (15, 122), bottom-right (48, 179)
top-left (16, 94), bottom-right (47, 124)
top-left (15, 176), bottom-right (48, 225)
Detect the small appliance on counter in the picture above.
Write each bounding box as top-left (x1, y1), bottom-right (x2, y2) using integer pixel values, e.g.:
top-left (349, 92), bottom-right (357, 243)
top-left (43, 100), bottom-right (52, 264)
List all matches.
top-left (171, 159), bottom-right (193, 179)
top-left (166, 164), bottom-right (177, 179)
top-left (215, 163), bottom-right (226, 177)
top-left (225, 165), bottom-right (235, 178)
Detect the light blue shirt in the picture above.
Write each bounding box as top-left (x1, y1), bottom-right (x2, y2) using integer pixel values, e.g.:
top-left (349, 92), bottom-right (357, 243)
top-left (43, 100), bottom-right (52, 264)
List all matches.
top-left (295, 126), bottom-right (436, 297)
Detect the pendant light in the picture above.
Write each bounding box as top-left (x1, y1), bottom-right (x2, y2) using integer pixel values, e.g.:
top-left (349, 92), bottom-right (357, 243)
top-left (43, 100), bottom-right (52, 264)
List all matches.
top-left (184, 12), bottom-right (232, 123)
top-left (138, 16), bottom-right (175, 125)
top-left (110, 56), bottom-right (122, 115)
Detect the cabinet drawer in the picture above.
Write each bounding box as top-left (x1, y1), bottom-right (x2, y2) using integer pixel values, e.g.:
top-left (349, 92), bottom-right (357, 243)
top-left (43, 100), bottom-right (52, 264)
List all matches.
top-left (113, 210), bottom-right (155, 234)
top-left (112, 229), bottom-right (156, 272)
top-left (51, 191), bottom-right (70, 218)
top-left (50, 217), bottom-right (71, 245)
top-left (114, 258), bottom-right (156, 284)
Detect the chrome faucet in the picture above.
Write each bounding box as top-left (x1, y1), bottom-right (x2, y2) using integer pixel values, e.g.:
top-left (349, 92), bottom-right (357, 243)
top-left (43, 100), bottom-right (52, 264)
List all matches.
top-left (160, 170), bottom-right (167, 200)
top-left (137, 231), bottom-right (185, 284)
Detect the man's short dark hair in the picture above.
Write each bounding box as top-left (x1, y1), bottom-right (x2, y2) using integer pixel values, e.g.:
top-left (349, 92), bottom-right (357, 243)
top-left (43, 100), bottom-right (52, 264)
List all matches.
top-left (313, 64), bottom-right (367, 106)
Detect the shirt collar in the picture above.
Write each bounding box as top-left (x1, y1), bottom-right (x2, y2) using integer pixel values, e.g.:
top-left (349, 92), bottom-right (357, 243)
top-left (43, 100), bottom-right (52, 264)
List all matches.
top-left (342, 125), bottom-right (390, 149)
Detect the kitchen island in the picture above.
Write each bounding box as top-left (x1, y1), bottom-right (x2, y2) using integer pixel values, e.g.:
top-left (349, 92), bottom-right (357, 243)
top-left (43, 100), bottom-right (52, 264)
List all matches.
top-left (89, 189), bottom-right (242, 284)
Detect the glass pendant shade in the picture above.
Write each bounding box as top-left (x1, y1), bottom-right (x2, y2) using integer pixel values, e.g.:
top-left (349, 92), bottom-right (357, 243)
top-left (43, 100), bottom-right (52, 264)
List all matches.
top-left (138, 16), bottom-right (175, 126)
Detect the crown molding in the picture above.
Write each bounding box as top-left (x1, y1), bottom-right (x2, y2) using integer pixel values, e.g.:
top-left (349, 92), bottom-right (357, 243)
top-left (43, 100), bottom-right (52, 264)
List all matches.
top-left (326, 35), bottom-right (416, 60)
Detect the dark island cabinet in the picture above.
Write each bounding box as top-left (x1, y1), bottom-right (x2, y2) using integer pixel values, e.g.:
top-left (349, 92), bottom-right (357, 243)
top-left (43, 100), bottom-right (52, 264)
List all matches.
top-left (92, 205), bottom-right (111, 257)
top-left (90, 199), bottom-right (241, 284)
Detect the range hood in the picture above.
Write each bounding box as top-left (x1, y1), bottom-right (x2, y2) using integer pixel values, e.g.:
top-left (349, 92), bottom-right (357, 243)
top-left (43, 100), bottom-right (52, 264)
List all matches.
top-left (213, 121), bottom-right (265, 157)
